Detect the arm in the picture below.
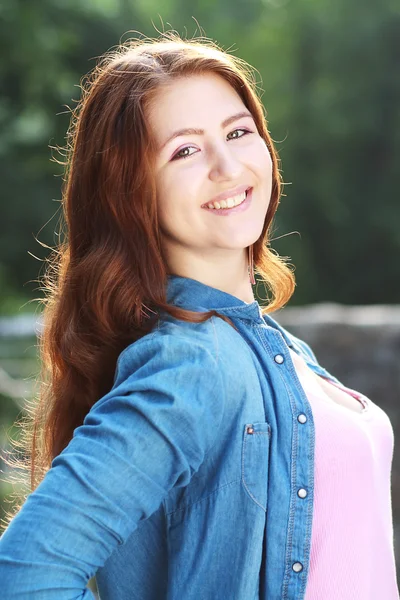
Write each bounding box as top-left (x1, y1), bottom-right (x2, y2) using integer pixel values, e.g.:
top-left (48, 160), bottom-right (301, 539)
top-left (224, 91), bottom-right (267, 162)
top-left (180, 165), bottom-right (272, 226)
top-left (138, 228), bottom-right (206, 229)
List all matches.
top-left (0, 333), bottom-right (224, 599)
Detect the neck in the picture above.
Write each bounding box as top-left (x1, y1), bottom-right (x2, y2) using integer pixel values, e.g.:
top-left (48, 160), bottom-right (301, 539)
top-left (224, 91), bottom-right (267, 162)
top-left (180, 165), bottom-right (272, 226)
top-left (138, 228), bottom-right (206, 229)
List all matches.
top-left (165, 245), bottom-right (255, 304)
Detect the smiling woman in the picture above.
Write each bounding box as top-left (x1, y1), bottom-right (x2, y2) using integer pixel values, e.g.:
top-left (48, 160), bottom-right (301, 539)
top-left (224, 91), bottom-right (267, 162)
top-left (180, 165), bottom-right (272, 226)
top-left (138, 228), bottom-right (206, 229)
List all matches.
top-left (0, 30), bottom-right (398, 600)
top-left (146, 72), bottom-right (273, 294)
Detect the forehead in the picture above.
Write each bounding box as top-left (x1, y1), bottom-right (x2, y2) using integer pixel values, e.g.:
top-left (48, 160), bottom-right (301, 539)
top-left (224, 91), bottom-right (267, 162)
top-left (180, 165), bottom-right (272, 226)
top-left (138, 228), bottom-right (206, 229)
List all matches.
top-left (147, 73), bottom-right (246, 139)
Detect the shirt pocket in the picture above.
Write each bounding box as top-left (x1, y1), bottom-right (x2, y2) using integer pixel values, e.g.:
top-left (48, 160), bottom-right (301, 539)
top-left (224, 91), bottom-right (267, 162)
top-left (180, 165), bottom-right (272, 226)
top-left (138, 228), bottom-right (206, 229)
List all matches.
top-left (241, 421), bottom-right (271, 512)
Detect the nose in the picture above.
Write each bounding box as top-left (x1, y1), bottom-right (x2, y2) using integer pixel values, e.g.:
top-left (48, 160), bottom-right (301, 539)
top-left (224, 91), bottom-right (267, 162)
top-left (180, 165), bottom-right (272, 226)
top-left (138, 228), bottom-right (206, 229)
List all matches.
top-left (208, 141), bottom-right (243, 183)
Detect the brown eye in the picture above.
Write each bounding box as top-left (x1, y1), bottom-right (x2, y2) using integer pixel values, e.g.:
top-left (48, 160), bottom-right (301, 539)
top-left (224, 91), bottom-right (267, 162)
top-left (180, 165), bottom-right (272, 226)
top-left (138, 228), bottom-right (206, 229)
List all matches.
top-left (172, 146), bottom-right (198, 160)
top-left (227, 128), bottom-right (251, 140)
top-left (171, 128), bottom-right (251, 162)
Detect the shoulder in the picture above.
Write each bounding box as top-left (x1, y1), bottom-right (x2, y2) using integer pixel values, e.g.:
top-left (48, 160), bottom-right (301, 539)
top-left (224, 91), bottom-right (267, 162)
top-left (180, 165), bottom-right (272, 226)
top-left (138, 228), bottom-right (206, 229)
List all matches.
top-left (113, 315), bottom-right (222, 388)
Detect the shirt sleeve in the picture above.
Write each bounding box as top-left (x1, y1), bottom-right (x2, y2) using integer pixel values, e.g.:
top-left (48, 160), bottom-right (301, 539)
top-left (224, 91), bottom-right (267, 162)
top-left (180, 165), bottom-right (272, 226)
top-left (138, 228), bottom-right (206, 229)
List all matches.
top-left (0, 331), bottom-right (224, 599)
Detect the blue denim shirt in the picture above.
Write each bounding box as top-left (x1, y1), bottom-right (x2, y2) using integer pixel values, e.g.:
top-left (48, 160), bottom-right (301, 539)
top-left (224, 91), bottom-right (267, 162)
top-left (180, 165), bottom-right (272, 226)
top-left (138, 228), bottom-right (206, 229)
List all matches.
top-left (0, 274), bottom-right (346, 599)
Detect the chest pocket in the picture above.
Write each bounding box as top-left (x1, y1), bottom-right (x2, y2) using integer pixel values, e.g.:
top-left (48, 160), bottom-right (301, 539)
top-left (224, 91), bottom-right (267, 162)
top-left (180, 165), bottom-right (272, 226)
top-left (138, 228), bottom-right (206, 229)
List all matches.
top-left (241, 421), bottom-right (271, 512)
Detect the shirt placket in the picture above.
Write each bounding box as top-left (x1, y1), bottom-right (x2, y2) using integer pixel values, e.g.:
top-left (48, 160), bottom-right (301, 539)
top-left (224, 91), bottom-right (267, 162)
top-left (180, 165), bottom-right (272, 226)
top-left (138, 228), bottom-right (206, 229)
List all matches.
top-left (256, 324), bottom-right (315, 600)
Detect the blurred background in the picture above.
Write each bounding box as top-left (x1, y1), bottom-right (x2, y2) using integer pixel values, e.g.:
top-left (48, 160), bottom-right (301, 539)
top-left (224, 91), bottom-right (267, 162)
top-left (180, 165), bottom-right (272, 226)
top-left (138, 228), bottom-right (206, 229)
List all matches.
top-left (0, 0), bottom-right (399, 593)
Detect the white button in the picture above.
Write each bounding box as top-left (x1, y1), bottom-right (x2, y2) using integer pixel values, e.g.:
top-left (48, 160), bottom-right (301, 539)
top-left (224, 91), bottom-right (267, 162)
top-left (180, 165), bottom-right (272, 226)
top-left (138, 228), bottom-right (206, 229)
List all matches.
top-left (292, 562), bottom-right (303, 572)
top-left (297, 414), bottom-right (307, 423)
top-left (274, 354), bottom-right (284, 364)
top-left (297, 488), bottom-right (307, 498)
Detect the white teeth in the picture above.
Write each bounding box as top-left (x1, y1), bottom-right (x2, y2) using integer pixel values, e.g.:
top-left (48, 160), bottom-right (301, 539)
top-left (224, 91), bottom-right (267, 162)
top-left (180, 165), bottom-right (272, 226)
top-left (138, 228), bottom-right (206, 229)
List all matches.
top-left (206, 190), bottom-right (248, 210)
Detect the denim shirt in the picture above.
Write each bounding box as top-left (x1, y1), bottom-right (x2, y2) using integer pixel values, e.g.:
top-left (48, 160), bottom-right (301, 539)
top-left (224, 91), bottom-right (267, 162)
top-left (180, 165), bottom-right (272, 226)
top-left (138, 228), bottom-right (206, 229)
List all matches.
top-left (0, 274), bottom-right (346, 599)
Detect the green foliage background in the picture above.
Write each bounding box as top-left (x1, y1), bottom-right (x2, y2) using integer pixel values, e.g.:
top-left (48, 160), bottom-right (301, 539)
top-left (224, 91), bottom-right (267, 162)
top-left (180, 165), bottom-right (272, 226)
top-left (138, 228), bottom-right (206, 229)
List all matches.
top-left (1, 0), bottom-right (399, 313)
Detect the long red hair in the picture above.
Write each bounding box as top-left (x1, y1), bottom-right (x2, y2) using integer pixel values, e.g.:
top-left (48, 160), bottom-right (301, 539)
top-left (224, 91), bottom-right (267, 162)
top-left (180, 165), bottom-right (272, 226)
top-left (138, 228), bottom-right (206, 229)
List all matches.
top-left (1, 32), bottom-right (295, 530)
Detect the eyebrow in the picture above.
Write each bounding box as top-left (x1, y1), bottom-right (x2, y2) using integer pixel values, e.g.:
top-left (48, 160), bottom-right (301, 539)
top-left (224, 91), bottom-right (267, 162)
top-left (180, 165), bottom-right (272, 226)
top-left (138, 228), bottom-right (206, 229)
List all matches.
top-left (160, 110), bottom-right (254, 151)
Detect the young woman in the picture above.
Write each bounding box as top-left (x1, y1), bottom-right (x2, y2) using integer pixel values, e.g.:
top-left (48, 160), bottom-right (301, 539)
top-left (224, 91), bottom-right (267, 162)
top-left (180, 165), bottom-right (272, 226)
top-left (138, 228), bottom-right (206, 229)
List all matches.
top-left (0, 33), bottom-right (398, 600)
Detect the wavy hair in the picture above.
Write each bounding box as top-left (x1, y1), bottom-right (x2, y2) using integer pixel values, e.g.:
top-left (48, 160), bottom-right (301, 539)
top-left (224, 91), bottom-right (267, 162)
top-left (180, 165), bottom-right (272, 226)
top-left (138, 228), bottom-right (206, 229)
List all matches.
top-left (1, 31), bottom-right (295, 530)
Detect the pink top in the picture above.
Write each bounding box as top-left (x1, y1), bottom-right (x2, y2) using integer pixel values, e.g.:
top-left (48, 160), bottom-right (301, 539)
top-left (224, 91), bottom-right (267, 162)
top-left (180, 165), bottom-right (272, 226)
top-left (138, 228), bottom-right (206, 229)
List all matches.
top-left (288, 348), bottom-right (400, 599)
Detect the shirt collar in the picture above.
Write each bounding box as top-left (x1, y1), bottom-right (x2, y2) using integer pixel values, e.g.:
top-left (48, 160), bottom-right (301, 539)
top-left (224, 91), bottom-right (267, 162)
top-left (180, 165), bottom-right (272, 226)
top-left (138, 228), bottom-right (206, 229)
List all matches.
top-left (165, 274), bottom-right (296, 349)
top-left (166, 274), bottom-right (261, 320)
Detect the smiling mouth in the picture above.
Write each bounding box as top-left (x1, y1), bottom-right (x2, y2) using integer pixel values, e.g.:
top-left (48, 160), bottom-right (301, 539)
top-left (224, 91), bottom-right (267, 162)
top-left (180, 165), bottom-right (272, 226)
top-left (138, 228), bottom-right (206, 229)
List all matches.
top-left (204, 187), bottom-right (251, 210)
top-left (202, 187), bottom-right (253, 215)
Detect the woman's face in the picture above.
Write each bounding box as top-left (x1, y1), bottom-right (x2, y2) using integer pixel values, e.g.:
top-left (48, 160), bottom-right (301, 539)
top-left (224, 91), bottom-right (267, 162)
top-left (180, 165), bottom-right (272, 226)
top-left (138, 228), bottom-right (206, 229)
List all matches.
top-left (147, 72), bottom-right (273, 270)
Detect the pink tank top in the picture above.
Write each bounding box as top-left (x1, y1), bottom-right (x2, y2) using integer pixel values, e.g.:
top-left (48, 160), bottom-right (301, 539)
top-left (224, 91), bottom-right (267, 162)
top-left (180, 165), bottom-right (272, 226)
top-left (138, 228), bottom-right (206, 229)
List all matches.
top-left (288, 348), bottom-right (400, 599)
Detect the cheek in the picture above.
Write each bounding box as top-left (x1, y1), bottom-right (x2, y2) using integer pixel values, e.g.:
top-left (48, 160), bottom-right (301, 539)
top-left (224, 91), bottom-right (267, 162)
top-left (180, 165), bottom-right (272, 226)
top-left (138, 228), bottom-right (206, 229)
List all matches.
top-left (155, 174), bottom-right (194, 234)
top-left (155, 170), bottom-right (178, 212)
top-left (155, 179), bottom-right (176, 233)
top-left (250, 140), bottom-right (273, 173)
top-left (156, 167), bottom-right (202, 216)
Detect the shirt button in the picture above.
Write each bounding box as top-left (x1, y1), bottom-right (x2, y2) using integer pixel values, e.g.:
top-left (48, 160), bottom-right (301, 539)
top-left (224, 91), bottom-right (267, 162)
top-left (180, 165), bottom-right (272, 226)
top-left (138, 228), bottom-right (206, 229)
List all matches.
top-left (297, 488), bottom-right (307, 499)
top-left (274, 354), bottom-right (284, 364)
top-left (297, 413), bottom-right (307, 424)
top-left (292, 562), bottom-right (303, 573)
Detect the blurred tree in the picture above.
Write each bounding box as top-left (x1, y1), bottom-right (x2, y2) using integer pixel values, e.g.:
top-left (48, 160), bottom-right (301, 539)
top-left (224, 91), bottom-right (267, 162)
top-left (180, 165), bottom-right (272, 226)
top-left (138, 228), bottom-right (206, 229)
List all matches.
top-left (271, 0), bottom-right (400, 303)
top-left (1, 0), bottom-right (399, 310)
top-left (0, 0), bottom-right (147, 309)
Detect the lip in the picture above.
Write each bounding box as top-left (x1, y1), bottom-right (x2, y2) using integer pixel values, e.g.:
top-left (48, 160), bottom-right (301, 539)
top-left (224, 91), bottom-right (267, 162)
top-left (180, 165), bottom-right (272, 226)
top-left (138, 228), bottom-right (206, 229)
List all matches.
top-left (203, 184), bottom-right (251, 207)
top-left (202, 187), bottom-right (253, 216)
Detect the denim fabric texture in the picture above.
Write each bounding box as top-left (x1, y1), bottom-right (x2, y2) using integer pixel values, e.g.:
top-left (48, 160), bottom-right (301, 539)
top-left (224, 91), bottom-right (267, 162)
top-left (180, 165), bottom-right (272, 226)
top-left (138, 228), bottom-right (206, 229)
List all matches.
top-left (0, 274), bottom-right (348, 599)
